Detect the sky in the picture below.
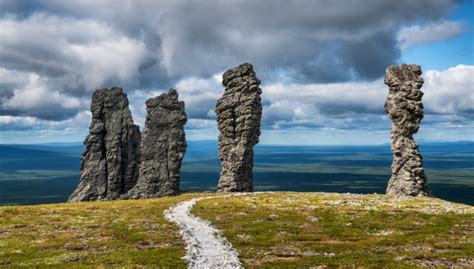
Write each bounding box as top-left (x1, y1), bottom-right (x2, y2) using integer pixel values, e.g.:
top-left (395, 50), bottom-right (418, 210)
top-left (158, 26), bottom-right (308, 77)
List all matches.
top-left (0, 0), bottom-right (473, 145)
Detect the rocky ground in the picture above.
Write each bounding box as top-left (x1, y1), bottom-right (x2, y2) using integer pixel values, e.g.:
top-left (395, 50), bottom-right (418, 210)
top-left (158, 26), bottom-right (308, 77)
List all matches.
top-left (0, 192), bottom-right (472, 268)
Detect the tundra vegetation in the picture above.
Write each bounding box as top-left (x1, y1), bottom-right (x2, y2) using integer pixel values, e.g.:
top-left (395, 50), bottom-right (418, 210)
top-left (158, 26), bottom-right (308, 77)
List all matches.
top-left (1, 192), bottom-right (472, 267)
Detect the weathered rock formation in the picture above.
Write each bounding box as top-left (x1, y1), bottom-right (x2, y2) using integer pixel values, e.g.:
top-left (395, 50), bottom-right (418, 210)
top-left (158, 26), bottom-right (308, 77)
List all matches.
top-left (124, 89), bottom-right (187, 198)
top-left (384, 64), bottom-right (430, 197)
top-left (216, 63), bottom-right (262, 192)
top-left (69, 88), bottom-right (141, 202)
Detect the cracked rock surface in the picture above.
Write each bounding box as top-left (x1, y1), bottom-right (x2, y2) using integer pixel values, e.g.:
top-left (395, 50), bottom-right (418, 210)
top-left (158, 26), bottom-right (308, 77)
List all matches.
top-left (125, 89), bottom-right (187, 198)
top-left (69, 88), bottom-right (141, 202)
top-left (216, 63), bottom-right (262, 192)
top-left (384, 64), bottom-right (430, 197)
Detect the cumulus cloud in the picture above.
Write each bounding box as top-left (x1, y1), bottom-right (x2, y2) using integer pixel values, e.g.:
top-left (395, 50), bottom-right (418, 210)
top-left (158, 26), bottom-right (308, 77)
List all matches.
top-left (0, 0), bottom-right (471, 143)
top-left (1, 64), bottom-right (472, 143)
top-left (0, 1), bottom-right (459, 83)
top-left (175, 74), bottom-right (223, 119)
top-left (35, 0), bottom-right (455, 83)
top-left (124, 74), bottom-right (223, 133)
top-left (397, 20), bottom-right (465, 51)
top-left (0, 14), bottom-right (148, 84)
top-left (261, 65), bottom-right (474, 130)
top-left (0, 110), bottom-right (90, 131)
top-left (1, 72), bottom-right (86, 120)
top-left (127, 64), bottom-right (474, 134)
top-left (423, 65), bottom-right (474, 115)
top-left (0, 111), bottom-right (91, 143)
top-left (0, 115), bottom-right (39, 128)
top-left (0, 13), bottom-right (149, 119)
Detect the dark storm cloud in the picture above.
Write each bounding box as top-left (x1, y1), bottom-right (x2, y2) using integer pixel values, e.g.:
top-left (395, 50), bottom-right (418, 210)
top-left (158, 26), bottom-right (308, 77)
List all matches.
top-left (0, 0), bottom-right (45, 17)
top-left (1, 0), bottom-right (456, 81)
top-left (0, 0), bottom-right (465, 127)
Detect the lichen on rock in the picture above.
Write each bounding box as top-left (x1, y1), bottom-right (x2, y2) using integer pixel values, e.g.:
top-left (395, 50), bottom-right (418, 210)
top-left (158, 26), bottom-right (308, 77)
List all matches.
top-left (384, 64), bottom-right (430, 197)
top-left (216, 63), bottom-right (263, 192)
top-left (124, 89), bottom-right (187, 198)
top-left (69, 87), bottom-right (141, 202)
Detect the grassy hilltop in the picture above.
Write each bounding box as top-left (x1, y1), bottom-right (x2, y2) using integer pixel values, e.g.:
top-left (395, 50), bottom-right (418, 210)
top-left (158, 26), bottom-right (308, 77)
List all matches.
top-left (0, 192), bottom-right (473, 268)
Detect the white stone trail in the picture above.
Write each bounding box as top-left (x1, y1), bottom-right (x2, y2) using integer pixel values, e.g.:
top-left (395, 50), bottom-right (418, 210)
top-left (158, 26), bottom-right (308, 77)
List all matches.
top-left (164, 195), bottom-right (244, 269)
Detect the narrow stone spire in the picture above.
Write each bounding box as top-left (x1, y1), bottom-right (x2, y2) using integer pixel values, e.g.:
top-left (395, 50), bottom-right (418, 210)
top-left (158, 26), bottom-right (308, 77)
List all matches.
top-left (69, 87), bottom-right (141, 202)
top-left (384, 64), bottom-right (430, 196)
top-left (216, 63), bottom-right (263, 192)
top-left (124, 89), bottom-right (187, 198)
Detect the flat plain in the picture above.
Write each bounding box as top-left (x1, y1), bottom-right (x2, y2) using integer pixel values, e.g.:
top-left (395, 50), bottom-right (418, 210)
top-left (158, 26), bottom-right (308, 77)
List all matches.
top-left (0, 141), bottom-right (472, 206)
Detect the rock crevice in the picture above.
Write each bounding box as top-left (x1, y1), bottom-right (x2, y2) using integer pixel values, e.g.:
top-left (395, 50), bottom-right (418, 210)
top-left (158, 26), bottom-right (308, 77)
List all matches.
top-left (216, 63), bottom-right (262, 192)
top-left (384, 64), bottom-right (430, 197)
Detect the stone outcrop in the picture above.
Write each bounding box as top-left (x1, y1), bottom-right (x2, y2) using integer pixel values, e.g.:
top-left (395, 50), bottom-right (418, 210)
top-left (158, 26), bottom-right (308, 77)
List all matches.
top-left (69, 88), bottom-right (141, 202)
top-left (216, 63), bottom-right (262, 192)
top-left (384, 64), bottom-right (430, 197)
top-left (124, 89), bottom-right (187, 198)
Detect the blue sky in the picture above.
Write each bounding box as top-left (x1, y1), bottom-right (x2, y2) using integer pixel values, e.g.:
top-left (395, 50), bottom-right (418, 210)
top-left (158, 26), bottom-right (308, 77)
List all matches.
top-left (402, 1), bottom-right (473, 70)
top-left (0, 0), bottom-right (473, 145)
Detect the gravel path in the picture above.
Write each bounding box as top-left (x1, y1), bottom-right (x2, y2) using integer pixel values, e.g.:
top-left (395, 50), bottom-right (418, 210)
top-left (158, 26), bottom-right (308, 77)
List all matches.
top-left (164, 195), bottom-right (243, 269)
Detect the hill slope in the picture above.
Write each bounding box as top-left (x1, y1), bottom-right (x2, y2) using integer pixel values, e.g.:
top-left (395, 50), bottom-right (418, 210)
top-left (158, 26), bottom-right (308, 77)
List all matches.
top-left (0, 192), bottom-right (472, 268)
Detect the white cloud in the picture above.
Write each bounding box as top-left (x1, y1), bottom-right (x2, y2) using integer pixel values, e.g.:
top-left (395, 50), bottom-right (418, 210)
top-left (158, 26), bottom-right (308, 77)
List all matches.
top-left (0, 68), bottom-right (31, 87)
top-left (0, 1), bottom-right (470, 143)
top-left (261, 80), bottom-right (386, 129)
top-left (423, 64), bottom-right (474, 114)
top-left (68, 38), bottom-right (148, 89)
top-left (0, 110), bottom-right (90, 131)
top-left (0, 70), bottom-right (88, 120)
top-left (175, 75), bottom-right (223, 119)
top-left (258, 65), bottom-right (474, 130)
top-left (0, 115), bottom-right (39, 126)
top-left (0, 13), bottom-right (148, 82)
top-left (0, 13), bottom-right (149, 119)
top-left (0, 111), bottom-right (91, 143)
top-left (125, 74), bottom-right (223, 131)
top-left (1, 65), bottom-right (472, 143)
top-left (397, 20), bottom-right (464, 51)
top-left (2, 0), bottom-right (458, 86)
top-left (2, 73), bottom-right (83, 111)
top-left (118, 64), bottom-right (474, 135)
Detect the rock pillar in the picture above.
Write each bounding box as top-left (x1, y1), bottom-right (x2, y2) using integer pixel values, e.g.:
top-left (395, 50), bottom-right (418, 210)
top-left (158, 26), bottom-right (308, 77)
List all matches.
top-left (69, 88), bottom-right (141, 202)
top-left (216, 63), bottom-right (262, 192)
top-left (125, 89), bottom-right (187, 198)
top-left (384, 64), bottom-right (430, 196)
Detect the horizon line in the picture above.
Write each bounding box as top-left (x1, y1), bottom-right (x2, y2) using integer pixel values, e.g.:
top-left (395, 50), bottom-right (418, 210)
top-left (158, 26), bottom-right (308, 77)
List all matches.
top-left (1, 139), bottom-right (473, 147)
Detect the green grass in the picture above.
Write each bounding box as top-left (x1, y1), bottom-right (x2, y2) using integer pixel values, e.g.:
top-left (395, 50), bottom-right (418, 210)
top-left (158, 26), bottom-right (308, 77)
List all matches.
top-left (0, 193), bottom-right (210, 268)
top-left (193, 192), bottom-right (474, 268)
top-left (1, 192), bottom-right (472, 267)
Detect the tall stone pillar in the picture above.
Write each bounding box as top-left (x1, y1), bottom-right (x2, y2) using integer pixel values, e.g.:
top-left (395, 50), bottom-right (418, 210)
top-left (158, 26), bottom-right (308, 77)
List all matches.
top-left (216, 63), bottom-right (262, 192)
top-left (125, 89), bottom-right (187, 198)
top-left (69, 87), bottom-right (141, 202)
top-left (384, 64), bottom-right (430, 196)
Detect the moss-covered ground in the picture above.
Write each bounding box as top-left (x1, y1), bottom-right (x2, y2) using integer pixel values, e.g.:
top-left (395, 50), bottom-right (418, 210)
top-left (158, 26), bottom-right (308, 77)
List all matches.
top-left (0, 193), bottom-right (211, 268)
top-left (0, 192), bottom-right (472, 268)
top-left (194, 192), bottom-right (473, 268)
